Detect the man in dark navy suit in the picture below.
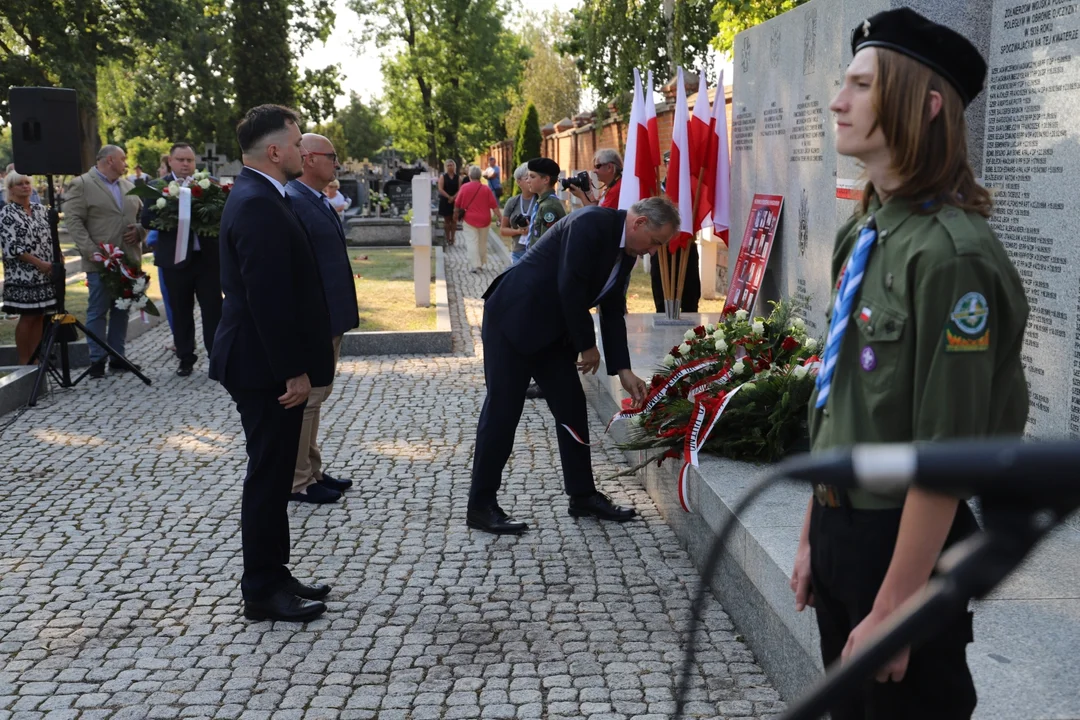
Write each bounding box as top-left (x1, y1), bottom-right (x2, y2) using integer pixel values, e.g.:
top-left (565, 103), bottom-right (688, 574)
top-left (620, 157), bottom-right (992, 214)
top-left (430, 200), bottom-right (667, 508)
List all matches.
top-left (284, 133), bottom-right (360, 505)
top-left (468, 196), bottom-right (681, 535)
top-left (210, 105), bottom-right (335, 622)
top-left (142, 142), bottom-right (223, 377)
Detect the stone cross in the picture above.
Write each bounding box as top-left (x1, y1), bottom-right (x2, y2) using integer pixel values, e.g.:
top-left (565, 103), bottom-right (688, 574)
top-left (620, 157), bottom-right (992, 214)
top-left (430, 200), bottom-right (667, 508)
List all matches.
top-left (200, 143), bottom-right (228, 176)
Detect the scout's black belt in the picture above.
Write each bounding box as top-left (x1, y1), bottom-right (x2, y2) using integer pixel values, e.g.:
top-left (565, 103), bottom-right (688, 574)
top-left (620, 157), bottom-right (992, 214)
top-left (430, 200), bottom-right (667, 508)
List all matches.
top-left (814, 483), bottom-right (905, 510)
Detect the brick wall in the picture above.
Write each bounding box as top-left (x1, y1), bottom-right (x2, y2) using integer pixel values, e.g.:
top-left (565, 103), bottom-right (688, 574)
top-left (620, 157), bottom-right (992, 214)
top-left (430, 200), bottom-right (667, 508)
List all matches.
top-left (478, 86), bottom-right (732, 184)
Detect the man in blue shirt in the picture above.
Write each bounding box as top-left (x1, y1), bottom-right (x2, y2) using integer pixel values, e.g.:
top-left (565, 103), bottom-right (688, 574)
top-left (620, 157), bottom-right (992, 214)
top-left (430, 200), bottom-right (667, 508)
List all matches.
top-left (483, 156), bottom-right (502, 202)
top-left (284, 134), bottom-right (360, 504)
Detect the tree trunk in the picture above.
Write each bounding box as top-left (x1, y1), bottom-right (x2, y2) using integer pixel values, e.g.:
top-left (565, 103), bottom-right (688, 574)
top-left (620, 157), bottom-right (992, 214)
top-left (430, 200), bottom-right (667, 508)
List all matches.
top-left (77, 78), bottom-right (100, 172)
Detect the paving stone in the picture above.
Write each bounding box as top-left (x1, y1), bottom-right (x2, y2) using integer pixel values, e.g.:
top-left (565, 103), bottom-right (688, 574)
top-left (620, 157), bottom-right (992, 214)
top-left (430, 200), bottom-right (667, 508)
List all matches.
top-left (0, 243), bottom-right (778, 720)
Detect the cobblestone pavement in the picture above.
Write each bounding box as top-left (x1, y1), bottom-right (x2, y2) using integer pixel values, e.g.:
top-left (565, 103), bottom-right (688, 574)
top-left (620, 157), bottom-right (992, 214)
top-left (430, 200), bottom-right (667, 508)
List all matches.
top-left (0, 242), bottom-right (783, 719)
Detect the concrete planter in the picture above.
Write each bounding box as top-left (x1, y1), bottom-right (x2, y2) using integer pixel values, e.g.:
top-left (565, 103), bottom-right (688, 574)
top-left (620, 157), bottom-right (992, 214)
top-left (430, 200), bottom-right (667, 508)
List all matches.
top-left (0, 366), bottom-right (40, 416)
top-left (340, 246), bottom-right (452, 356)
top-left (346, 218), bottom-right (411, 246)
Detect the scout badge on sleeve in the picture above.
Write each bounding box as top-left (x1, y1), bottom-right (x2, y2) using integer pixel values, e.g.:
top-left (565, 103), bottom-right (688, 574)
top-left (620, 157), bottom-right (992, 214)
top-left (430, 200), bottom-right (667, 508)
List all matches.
top-left (944, 291), bottom-right (990, 352)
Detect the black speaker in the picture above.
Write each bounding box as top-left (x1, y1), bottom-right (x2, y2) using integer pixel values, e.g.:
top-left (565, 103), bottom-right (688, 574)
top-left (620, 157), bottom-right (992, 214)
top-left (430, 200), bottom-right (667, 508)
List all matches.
top-left (9, 87), bottom-right (83, 176)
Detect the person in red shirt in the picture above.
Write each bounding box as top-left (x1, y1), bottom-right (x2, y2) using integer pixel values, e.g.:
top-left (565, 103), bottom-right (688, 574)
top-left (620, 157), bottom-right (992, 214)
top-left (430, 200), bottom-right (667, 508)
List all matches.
top-left (568, 149), bottom-right (622, 209)
top-left (454, 165), bottom-right (502, 273)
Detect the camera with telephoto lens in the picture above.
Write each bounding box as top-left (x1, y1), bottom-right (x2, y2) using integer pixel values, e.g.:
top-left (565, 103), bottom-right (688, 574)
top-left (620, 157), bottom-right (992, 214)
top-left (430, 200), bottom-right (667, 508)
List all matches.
top-left (511, 214), bottom-right (530, 229)
top-left (559, 171), bottom-right (591, 193)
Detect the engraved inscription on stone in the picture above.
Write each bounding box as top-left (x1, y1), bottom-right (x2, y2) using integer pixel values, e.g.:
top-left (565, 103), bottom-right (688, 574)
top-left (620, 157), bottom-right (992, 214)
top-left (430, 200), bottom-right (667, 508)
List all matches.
top-left (733, 111), bottom-right (757, 152)
top-left (789, 94), bottom-right (825, 162)
top-left (985, 0), bottom-right (1080, 437)
top-left (761, 102), bottom-right (787, 138)
top-left (771, 27), bottom-right (783, 68)
top-left (741, 36), bottom-right (752, 73)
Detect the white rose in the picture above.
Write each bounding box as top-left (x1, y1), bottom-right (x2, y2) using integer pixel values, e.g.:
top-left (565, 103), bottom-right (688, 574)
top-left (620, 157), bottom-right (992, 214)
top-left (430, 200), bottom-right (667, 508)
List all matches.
top-left (735, 309), bottom-right (749, 321)
top-left (684, 329), bottom-right (697, 341)
top-left (752, 321), bottom-right (765, 335)
top-left (714, 339), bottom-right (728, 353)
top-left (793, 365), bottom-right (809, 379)
top-left (155, 198), bottom-right (167, 209)
top-left (712, 327), bottom-right (725, 341)
top-left (732, 360), bottom-right (746, 375)
top-left (678, 343), bottom-right (691, 355)
top-left (663, 354), bottom-right (676, 368)
top-left (705, 324), bottom-right (716, 333)
top-left (168, 181), bottom-right (180, 195)
top-left (630, 414), bottom-right (644, 427)
top-left (805, 338), bottom-right (818, 351)
top-left (198, 178), bottom-right (211, 190)
top-left (742, 382), bottom-right (757, 392)
top-left (793, 317), bottom-right (805, 330)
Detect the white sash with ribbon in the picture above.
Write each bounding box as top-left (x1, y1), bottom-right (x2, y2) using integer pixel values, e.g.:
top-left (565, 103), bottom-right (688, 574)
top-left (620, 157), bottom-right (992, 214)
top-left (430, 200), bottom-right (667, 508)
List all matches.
top-left (175, 185), bottom-right (192, 265)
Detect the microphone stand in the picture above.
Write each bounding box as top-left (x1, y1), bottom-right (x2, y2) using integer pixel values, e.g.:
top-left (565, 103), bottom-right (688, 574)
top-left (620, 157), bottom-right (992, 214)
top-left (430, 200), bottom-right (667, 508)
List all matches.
top-left (777, 494), bottom-right (1077, 720)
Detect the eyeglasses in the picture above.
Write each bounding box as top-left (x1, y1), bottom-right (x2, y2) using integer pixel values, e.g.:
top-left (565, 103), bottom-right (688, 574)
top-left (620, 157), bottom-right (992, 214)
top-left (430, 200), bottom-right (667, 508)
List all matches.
top-left (308, 152), bottom-right (338, 162)
top-left (594, 162), bottom-right (609, 169)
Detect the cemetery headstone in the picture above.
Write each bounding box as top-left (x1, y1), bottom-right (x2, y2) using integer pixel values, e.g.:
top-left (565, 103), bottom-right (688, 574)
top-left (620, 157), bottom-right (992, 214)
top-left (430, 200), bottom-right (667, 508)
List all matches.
top-left (383, 180), bottom-right (413, 215)
top-left (200, 143), bottom-right (229, 177)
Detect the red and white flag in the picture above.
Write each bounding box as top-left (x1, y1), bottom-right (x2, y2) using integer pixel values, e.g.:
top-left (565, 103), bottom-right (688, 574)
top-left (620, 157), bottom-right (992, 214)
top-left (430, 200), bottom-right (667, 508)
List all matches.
top-left (619, 69), bottom-right (645, 211)
top-left (634, 69), bottom-right (657, 200)
top-left (712, 68), bottom-right (731, 242)
top-left (689, 67), bottom-right (714, 233)
top-left (644, 70), bottom-right (661, 172)
top-left (665, 68), bottom-right (694, 248)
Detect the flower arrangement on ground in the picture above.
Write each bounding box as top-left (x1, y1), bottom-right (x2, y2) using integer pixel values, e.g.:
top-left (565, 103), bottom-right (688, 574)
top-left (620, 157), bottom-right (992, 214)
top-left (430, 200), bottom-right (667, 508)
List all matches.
top-left (91, 243), bottom-right (160, 316)
top-left (127, 170), bottom-right (231, 237)
top-left (608, 301), bottom-right (818, 508)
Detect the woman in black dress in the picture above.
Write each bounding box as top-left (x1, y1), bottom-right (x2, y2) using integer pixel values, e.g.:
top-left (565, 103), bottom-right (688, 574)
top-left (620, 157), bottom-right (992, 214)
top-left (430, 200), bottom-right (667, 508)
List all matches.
top-left (437, 159), bottom-right (461, 246)
top-left (0, 172), bottom-right (56, 364)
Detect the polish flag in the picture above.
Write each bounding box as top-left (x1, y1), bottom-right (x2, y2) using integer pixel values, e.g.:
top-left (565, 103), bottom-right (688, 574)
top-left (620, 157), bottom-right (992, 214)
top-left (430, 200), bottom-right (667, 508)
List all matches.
top-left (634, 69), bottom-right (657, 199)
top-left (665, 68), bottom-right (694, 249)
top-left (689, 67), bottom-right (714, 233)
top-left (712, 69), bottom-right (731, 242)
top-left (644, 70), bottom-right (662, 172)
top-left (618, 69), bottom-right (644, 211)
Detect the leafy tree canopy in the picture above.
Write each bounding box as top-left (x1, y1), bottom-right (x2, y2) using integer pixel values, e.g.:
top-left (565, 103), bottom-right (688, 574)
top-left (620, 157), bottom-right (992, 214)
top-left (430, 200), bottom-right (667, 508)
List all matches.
top-left (349, 0), bottom-right (527, 166)
top-left (334, 93), bottom-right (389, 162)
top-left (711, 0), bottom-right (810, 54)
top-left (504, 11), bottom-right (581, 138)
top-left (559, 0), bottom-right (716, 107)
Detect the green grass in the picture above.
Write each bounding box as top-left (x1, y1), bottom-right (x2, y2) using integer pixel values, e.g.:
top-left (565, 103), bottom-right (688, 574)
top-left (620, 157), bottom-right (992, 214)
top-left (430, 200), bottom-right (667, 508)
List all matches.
top-left (0, 258), bottom-right (165, 346)
top-left (350, 248), bottom-right (436, 332)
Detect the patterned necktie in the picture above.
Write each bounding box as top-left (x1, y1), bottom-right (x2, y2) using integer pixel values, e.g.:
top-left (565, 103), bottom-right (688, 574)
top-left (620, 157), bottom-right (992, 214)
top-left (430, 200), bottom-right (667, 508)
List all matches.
top-left (815, 215), bottom-right (877, 409)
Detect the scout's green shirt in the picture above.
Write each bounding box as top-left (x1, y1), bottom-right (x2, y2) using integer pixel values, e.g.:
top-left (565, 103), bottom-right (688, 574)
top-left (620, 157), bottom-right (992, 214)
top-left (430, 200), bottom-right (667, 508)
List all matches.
top-left (529, 189), bottom-right (566, 245)
top-left (809, 195), bottom-right (1030, 456)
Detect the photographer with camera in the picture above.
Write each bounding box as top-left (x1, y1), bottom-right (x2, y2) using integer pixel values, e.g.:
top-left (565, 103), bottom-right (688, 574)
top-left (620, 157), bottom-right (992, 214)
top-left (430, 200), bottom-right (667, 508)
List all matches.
top-left (499, 164), bottom-right (534, 265)
top-left (567, 149), bottom-right (622, 209)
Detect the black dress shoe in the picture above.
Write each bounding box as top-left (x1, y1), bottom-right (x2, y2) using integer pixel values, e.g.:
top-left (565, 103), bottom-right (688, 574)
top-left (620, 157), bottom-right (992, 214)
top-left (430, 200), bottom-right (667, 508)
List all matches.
top-left (466, 505), bottom-right (528, 535)
top-left (568, 492), bottom-right (637, 522)
top-left (290, 483), bottom-right (341, 504)
top-left (88, 360), bottom-right (106, 379)
top-left (318, 472), bottom-right (353, 492)
top-left (243, 590), bottom-right (326, 622)
top-left (109, 360), bottom-right (141, 372)
top-left (282, 578), bottom-right (331, 601)
top-left (176, 362), bottom-right (194, 377)
top-left (525, 383), bottom-right (544, 399)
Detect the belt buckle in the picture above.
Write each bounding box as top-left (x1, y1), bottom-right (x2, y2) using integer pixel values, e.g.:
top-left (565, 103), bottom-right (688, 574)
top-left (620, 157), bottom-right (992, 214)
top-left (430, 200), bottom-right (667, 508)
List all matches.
top-left (814, 483), bottom-right (840, 508)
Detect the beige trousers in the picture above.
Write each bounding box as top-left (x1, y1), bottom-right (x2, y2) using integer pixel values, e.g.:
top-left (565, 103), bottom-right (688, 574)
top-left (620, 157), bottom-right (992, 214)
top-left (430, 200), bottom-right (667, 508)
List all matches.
top-left (292, 335), bottom-right (343, 492)
top-left (462, 222), bottom-right (488, 270)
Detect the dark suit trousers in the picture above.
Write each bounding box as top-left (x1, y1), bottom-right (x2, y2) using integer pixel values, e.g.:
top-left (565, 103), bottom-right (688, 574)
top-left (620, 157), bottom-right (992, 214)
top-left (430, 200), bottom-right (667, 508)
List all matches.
top-left (162, 250), bottom-right (223, 365)
top-left (469, 313), bottom-right (597, 508)
top-left (229, 387), bottom-right (304, 601)
top-left (650, 243), bottom-right (701, 313)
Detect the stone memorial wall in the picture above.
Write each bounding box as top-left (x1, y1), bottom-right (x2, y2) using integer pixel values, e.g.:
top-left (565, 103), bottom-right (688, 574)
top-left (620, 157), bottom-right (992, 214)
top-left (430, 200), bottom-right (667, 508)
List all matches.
top-left (733, 0), bottom-right (1080, 438)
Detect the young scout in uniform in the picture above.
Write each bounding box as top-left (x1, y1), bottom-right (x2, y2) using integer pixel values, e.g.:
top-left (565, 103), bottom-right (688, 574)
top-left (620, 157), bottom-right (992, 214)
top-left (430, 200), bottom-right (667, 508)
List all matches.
top-left (521, 157), bottom-right (567, 400)
top-left (788, 9), bottom-right (1029, 720)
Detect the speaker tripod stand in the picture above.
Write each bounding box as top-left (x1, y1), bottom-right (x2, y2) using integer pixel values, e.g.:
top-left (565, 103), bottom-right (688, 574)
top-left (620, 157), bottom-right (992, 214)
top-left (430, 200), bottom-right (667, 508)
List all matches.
top-left (27, 175), bottom-right (152, 407)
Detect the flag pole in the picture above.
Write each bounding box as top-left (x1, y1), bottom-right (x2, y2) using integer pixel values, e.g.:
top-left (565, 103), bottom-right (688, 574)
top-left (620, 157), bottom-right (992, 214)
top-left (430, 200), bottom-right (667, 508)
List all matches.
top-left (677, 165), bottom-right (707, 306)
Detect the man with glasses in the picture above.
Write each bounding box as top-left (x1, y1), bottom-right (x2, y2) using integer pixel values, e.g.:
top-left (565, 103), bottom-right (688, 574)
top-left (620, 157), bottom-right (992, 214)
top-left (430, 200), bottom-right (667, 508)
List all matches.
top-left (284, 134), bottom-right (359, 505)
top-left (568, 149), bottom-right (622, 209)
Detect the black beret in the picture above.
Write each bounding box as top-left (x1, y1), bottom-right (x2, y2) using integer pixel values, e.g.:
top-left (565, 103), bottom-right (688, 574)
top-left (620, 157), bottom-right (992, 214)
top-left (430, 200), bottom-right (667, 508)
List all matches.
top-left (526, 157), bottom-right (560, 179)
top-left (851, 8), bottom-right (986, 107)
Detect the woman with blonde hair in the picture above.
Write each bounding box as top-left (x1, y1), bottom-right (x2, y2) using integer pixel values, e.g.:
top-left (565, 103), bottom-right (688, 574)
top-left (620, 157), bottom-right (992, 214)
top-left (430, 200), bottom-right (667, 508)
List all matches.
top-left (0, 172), bottom-right (56, 364)
top-left (325, 179), bottom-right (351, 218)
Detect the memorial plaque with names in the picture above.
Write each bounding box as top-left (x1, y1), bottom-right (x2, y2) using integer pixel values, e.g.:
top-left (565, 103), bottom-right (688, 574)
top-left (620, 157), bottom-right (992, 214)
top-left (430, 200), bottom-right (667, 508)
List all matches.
top-left (984, 0), bottom-right (1080, 438)
top-left (384, 181), bottom-right (413, 214)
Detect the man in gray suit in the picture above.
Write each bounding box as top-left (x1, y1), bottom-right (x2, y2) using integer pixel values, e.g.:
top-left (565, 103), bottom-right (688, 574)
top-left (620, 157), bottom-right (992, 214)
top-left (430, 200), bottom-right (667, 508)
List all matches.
top-left (284, 134), bottom-right (360, 504)
top-left (63, 146), bottom-right (146, 378)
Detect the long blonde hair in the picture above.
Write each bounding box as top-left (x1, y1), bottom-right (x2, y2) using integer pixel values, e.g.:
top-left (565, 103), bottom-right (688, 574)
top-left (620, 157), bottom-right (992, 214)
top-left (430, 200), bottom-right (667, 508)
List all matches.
top-left (859, 48), bottom-right (992, 218)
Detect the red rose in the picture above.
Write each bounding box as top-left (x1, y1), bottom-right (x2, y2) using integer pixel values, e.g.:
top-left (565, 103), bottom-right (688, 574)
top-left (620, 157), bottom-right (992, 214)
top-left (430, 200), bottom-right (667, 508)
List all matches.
top-left (671, 346), bottom-right (681, 358)
top-left (651, 375), bottom-right (664, 388)
top-left (223, 184), bottom-right (232, 193)
top-left (694, 325), bottom-right (706, 338)
top-left (782, 336), bottom-right (800, 352)
top-left (756, 358), bottom-right (771, 372)
top-left (161, 187), bottom-right (169, 195)
top-left (190, 185), bottom-right (204, 198)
